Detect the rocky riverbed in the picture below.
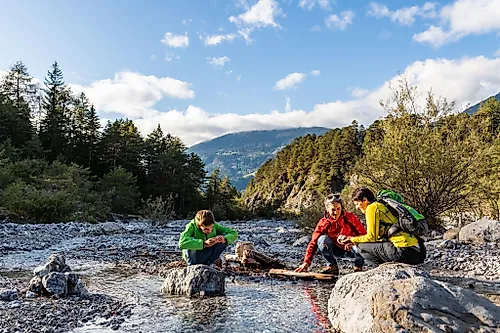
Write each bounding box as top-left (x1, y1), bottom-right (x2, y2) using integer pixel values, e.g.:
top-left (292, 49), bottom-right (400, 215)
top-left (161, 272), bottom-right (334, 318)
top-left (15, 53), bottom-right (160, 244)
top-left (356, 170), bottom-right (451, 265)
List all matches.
top-left (0, 218), bottom-right (499, 333)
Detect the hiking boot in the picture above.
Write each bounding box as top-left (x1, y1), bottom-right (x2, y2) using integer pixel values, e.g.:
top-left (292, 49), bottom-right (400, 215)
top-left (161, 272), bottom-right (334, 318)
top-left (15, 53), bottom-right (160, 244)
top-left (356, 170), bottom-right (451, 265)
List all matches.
top-left (319, 266), bottom-right (339, 276)
top-left (214, 258), bottom-right (223, 269)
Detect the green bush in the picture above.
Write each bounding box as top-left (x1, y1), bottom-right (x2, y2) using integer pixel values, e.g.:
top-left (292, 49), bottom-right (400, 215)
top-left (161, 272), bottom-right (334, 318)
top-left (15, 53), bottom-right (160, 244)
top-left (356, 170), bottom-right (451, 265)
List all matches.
top-left (143, 194), bottom-right (176, 224)
top-left (0, 160), bottom-right (112, 223)
top-left (100, 167), bottom-right (140, 214)
top-left (1, 181), bottom-right (76, 223)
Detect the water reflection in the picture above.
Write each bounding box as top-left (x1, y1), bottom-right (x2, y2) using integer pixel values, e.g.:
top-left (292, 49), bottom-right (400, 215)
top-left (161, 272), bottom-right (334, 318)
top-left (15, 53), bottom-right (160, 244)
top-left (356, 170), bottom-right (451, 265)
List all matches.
top-left (71, 268), bottom-right (335, 333)
top-left (304, 285), bottom-right (334, 333)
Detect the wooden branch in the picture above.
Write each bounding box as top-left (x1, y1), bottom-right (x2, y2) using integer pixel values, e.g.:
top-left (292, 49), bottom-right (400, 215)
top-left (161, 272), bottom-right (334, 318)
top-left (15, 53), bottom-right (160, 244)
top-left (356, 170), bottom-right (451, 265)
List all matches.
top-left (268, 269), bottom-right (336, 280)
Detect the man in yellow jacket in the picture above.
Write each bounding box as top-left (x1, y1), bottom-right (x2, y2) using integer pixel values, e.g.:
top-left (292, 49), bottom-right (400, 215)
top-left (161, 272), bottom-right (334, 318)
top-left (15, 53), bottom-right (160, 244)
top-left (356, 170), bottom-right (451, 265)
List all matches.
top-left (338, 187), bottom-right (421, 265)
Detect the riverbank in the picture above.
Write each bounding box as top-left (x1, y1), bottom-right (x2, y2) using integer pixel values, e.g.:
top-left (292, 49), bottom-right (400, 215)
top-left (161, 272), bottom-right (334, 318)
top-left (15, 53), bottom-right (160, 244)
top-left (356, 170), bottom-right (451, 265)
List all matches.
top-left (1, 219), bottom-right (499, 332)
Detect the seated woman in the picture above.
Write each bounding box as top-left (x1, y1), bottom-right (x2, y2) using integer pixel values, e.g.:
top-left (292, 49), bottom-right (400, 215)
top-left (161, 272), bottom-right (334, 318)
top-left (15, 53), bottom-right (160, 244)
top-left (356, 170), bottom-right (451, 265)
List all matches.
top-left (295, 193), bottom-right (367, 276)
top-left (339, 187), bottom-right (421, 266)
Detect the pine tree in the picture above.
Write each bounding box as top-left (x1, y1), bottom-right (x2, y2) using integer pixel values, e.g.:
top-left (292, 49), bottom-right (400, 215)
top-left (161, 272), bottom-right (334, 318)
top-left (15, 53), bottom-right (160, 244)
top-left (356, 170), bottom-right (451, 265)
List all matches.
top-left (97, 119), bottom-right (144, 179)
top-left (69, 92), bottom-right (91, 165)
top-left (84, 104), bottom-right (101, 172)
top-left (0, 61), bottom-right (36, 151)
top-left (39, 61), bottom-right (71, 162)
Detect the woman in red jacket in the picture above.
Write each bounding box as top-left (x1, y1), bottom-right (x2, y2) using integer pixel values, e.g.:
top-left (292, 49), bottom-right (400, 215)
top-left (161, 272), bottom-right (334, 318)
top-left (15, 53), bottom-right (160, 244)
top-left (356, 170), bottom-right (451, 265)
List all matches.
top-left (295, 193), bottom-right (367, 276)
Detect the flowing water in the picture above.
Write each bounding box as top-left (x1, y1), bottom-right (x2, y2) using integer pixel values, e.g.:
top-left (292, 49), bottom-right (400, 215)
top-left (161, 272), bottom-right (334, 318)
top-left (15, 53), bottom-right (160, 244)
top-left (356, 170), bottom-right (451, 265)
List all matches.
top-left (1, 219), bottom-right (338, 332)
top-left (72, 267), bottom-right (335, 333)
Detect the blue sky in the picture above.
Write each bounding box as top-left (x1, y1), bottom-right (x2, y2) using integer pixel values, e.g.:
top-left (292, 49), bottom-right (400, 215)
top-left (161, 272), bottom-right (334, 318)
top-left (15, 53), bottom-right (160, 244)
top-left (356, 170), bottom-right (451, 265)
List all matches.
top-left (1, 0), bottom-right (500, 145)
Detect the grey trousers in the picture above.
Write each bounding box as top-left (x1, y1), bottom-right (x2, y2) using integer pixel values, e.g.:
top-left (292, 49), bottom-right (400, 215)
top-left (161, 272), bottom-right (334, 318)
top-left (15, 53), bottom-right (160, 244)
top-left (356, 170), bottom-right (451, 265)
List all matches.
top-left (356, 242), bottom-right (421, 266)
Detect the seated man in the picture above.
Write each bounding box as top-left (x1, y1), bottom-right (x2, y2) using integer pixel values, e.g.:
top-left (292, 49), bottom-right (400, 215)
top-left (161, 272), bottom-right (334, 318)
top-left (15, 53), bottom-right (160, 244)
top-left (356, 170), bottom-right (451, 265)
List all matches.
top-left (295, 193), bottom-right (367, 276)
top-left (178, 210), bottom-right (238, 268)
top-left (339, 187), bottom-right (422, 266)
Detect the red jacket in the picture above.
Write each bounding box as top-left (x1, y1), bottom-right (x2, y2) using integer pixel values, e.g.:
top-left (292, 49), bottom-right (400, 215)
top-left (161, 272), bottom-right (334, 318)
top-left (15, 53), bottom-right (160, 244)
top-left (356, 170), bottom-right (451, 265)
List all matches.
top-left (304, 211), bottom-right (367, 265)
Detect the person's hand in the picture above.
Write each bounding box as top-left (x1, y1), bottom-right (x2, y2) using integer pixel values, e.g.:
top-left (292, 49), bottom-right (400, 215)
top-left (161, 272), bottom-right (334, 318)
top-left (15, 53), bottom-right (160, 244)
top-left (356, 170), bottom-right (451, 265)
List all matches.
top-left (295, 262), bottom-right (310, 273)
top-left (337, 235), bottom-right (351, 244)
top-left (215, 235), bottom-right (226, 243)
top-left (345, 243), bottom-right (354, 251)
top-left (204, 238), bottom-right (218, 248)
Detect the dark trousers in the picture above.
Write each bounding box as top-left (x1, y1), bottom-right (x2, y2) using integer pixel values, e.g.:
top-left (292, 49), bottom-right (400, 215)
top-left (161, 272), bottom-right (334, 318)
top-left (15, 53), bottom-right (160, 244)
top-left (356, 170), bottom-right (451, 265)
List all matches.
top-left (356, 241), bottom-right (421, 266)
top-left (317, 235), bottom-right (364, 268)
top-left (183, 243), bottom-right (227, 266)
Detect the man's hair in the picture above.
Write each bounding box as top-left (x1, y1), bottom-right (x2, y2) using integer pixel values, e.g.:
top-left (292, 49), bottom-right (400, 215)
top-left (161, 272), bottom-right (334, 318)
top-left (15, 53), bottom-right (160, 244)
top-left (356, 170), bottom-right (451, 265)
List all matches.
top-left (195, 210), bottom-right (215, 226)
top-left (352, 187), bottom-right (376, 203)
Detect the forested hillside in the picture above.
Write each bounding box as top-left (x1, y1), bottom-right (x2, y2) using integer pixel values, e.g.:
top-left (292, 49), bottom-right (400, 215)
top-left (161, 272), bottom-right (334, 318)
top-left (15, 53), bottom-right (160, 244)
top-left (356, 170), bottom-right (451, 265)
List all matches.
top-left (243, 82), bottom-right (500, 228)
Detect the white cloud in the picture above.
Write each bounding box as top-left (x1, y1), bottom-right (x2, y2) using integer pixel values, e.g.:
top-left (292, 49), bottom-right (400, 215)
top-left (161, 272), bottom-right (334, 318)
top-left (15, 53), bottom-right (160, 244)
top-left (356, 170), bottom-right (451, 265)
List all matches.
top-left (229, 0), bottom-right (283, 42)
top-left (69, 71), bottom-right (195, 118)
top-left (285, 96), bottom-right (291, 112)
top-left (413, 0), bottom-right (500, 48)
top-left (182, 19), bottom-right (192, 26)
top-left (150, 54), bottom-right (157, 61)
top-left (325, 11), bottom-right (354, 30)
top-left (351, 87), bottom-right (369, 98)
top-left (65, 57), bottom-right (500, 147)
top-left (161, 32), bottom-right (189, 48)
top-left (299, 0), bottom-right (333, 11)
top-left (311, 25), bottom-right (322, 32)
top-left (207, 56), bottom-right (230, 69)
top-left (165, 52), bottom-right (180, 62)
top-left (229, 0), bottom-right (282, 28)
top-left (274, 72), bottom-right (307, 90)
top-left (495, 48), bottom-right (500, 57)
top-left (310, 70), bottom-right (321, 76)
top-left (367, 2), bottom-right (437, 26)
top-left (237, 75), bottom-right (242, 81)
top-left (204, 33), bottom-right (237, 46)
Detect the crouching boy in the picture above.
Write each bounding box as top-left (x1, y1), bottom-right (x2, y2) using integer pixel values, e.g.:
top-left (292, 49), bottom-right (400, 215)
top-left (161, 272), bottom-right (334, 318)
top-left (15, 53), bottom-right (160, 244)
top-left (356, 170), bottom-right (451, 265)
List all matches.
top-left (178, 210), bottom-right (238, 268)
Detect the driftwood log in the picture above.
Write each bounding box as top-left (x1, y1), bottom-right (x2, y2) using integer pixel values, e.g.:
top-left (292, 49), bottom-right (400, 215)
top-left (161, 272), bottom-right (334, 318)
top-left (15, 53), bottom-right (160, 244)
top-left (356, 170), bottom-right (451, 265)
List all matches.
top-left (224, 241), bottom-right (286, 270)
top-left (268, 269), bottom-right (336, 280)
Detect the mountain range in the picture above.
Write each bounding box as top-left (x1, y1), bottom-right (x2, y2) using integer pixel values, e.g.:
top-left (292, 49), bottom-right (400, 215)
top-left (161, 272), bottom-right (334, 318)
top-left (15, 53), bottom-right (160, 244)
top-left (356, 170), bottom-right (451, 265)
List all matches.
top-left (188, 127), bottom-right (330, 190)
top-left (188, 91), bottom-right (499, 191)
top-left (464, 92), bottom-right (500, 115)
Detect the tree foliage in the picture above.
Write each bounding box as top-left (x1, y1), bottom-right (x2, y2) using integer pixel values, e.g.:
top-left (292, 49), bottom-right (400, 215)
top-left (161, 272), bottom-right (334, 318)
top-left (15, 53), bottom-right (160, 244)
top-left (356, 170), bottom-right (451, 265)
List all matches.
top-left (0, 60), bottom-right (244, 223)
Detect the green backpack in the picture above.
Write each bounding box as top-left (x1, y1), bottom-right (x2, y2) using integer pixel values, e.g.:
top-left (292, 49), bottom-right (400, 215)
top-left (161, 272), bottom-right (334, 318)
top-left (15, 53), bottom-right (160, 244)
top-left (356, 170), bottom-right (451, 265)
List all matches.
top-left (376, 190), bottom-right (429, 237)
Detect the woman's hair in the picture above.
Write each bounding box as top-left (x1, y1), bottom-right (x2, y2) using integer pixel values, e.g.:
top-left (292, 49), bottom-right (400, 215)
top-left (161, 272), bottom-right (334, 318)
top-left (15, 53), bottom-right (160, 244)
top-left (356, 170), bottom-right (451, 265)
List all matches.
top-left (195, 210), bottom-right (215, 226)
top-left (324, 193), bottom-right (344, 209)
top-left (352, 187), bottom-right (376, 203)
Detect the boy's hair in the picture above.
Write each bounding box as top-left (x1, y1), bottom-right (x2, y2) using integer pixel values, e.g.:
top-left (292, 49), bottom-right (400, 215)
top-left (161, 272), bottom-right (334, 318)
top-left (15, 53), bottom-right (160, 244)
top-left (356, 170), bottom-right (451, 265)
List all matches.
top-left (352, 187), bottom-right (376, 203)
top-left (195, 210), bottom-right (215, 226)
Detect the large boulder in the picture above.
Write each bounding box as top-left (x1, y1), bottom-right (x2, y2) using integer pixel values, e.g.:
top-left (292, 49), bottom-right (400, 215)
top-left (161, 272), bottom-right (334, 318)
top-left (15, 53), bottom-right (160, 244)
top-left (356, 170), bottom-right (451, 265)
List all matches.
top-left (28, 276), bottom-right (43, 294)
top-left (328, 263), bottom-right (500, 333)
top-left (373, 277), bottom-right (500, 333)
top-left (459, 219), bottom-right (500, 244)
top-left (66, 273), bottom-right (89, 297)
top-left (443, 227), bottom-right (460, 240)
top-left (160, 265), bottom-right (225, 297)
top-left (42, 272), bottom-right (68, 297)
top-left (33, 253), bottom-right (71, 277)
top-left (328, 263), bottom-right (427, 333)
top-left (28, 253), bottom-right (88, 298)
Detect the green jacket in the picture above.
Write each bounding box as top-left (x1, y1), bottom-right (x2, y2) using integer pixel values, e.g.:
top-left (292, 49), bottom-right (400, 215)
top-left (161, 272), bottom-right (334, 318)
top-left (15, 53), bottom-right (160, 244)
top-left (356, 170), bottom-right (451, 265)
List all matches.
top-left (178, 219), bottom-right (238, 251)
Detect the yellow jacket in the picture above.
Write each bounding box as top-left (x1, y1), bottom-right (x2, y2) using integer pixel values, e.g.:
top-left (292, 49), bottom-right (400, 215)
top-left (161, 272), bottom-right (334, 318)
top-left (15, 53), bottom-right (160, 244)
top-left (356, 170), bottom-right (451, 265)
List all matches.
top-left (350, 202), bottom-right (418, 248)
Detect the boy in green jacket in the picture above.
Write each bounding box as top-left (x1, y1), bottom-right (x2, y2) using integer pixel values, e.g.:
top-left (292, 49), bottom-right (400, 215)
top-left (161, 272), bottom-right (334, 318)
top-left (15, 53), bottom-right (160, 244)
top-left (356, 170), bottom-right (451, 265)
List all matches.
top-left (178, 210), bottom-right (238, 268)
